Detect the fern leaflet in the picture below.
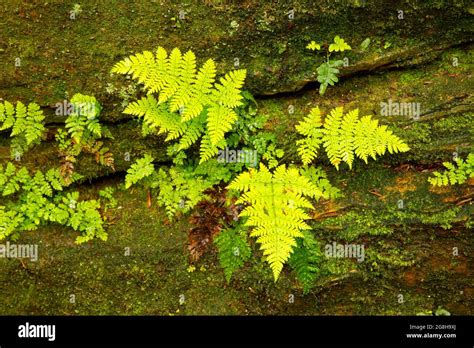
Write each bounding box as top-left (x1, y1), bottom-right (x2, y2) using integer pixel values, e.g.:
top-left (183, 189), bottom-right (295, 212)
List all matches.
top-left (428, 153), bottom-right (474, 186)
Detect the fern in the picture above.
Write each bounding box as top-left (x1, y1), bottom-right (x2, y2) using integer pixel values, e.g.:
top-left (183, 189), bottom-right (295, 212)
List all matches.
top-left (69, 199), bottom-right (107, 244)
top-left (295, 107), bottom-right (324, 165)
top-left (65, 93), bottom-right (103, 143)
top-left (428, 153), bottom-right (474, 186)
top-left (99, 187), bottom-right (117, 211)
top-left (0, 163), bottom-right (106, 243)
top-left (153, 164), bottom-right (229, 218)
top-left (228, 164), bottom-right (324, 280)
top-left (288, 230), bottom-right (323, 294)
top-left (125, 157), bottom-right (232, 218)
top-left (0, 100), bottom-right (45, 157)
top-left (329, 35), bottom-right (352, 52)
top-left (214, 227), bottom-right (252, 283)
top-left (316, 60), bottom-right (343, 95)
top-left (299, 166), bottom-right (341, 200)
top-left (295, 107), bottom-right (410, 169)
top-left (112, 47), bottom-right (246, 163)
top-left (58, 94), bottom-right (114, 181)
top-left (306, 36), bottom-right (351, 95)
top-left (125, 154), bottom-right (155, 189)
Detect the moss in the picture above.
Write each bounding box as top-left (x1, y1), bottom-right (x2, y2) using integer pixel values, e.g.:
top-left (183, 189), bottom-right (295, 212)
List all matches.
top-left (399, 70), bottom-right (426, 85)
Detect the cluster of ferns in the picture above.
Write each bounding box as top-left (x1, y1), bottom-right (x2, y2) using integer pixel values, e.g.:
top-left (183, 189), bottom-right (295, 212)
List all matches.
top-left (2, 43), bottom-right (470, 293)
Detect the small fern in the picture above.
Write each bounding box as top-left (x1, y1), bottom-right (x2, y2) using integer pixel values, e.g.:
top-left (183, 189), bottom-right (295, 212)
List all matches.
top-left (58, 94), bottom-right (114, 182)
top-left (99, 187), bottom-right (117, 211)
top-left (65, 93), bottom-right (103, 143)
top-left (428, 153), bottom-right (474, 186)
top-left (288, 230), bottom-right (323, 294)
top-left (296, 107), bottom-right (410, 169)
top-left (214, 227), bottom-right (252, 283)
top-left (125, 157), bottom-right (232, 218)
top-left (0, 162), bottom-right (106, 243)
top-left (124, 154), bottom-right (155, 189)
top-left (299, 166), bottom-right (342, 200)
top-left (112, 47), bottom-right (247, 163)
top-left (228, 164), bottom-right (324, 280)
top-left (306, 36), bottom-right (351, 95)
top-left (0, 100), bottom-right (45, 158)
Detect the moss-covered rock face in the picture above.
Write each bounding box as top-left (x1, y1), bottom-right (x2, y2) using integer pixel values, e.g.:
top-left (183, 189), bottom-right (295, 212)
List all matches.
top-left (0, 1), bottom-right (472, 316)
top-left (0, 0), bottom-right (472, 108)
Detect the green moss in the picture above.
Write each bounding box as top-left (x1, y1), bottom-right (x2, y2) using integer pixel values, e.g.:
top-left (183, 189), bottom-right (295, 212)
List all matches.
top-left (399, 70), bottom-right (426, 85)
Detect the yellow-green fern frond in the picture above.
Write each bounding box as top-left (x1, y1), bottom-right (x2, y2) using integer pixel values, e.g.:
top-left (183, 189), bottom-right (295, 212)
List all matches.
top-left (113, 47), bottom-right (246, 163)
top-left (169, 50), bottom-right (196, 113)
top-left (182, 59), bottom-right (216, 122)
top-left (159, 48), bottom-right (183, 103)
top-left (207, 104), bottom-right (238, 146)
top-left (228, 164), bottom-right (318, 281)
top-left (212, 69), bottom-right (247, 108)
top-left (295, 107), bottom-right (324, 165)
top-left (338, 108), bottom-right (358, 169)
top-left (199, 134), bottom-right (225, 164)
top-left (0, 101), bottom-right (16, 130)
top-left (296, 106), bottom-right (410, 169)
top-left (124, 95), bottom-right (182, 136)
top-left (178, 116), bottom-right (205, 150)
top-left (428, 153), bottom-right (474, 186)
top-left (149, 46), bottom-right (171, 93)
top-left (322, 107), bottom-right (344, 170)
top-left (111, 50), bottom-right (157, 88)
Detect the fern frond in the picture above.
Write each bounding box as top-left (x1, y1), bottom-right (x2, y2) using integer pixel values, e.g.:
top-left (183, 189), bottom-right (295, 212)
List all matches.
top-left (214, 228), bottom-right (251, 283)
top-left (199, 134), bottom-right (225, 164)
top-left (125, 95), bottom-right (183, 136)
top-left (288, 230), bottom-right (323, 294)
top-left (113, 47), bottom-right (246, 163)
top-left (0, 101), bottom-right (16, 130)
top-left (295, 107), bottom-right (324, 165)
top-left (428, 153), bottom-right (474, 186)
top-left (212, 69), bottom-right (247, 108)
top-left (0, 163), bottom-right (104, 243)
top-left (299, 166), bottom-right (341, 200)
top-left (65, 94), bottom-right (103, 143)
top-left (181, 59), bottom-right (216, 122)
top-left (322, 107), bottom-right (344, 169)
top-left (178, 115), bottom-right (205, 150)
top-left (228, 164), bottom-right (317, 281)
top-left (111, 50), bottom-right (157, 86)
top-left (207, 104), bottom-right (238, 146)
top-left (125, 155), bottom-right (155, 189)
top-left (296, 107), bottom-right (410, 169)
top-left (10, 101), bottom-right (28, 137)
top-left (339, 108), bottom-right (358, 169)
top-left (169, 50), bottom-right (196, 112)
top-left (159, 48), bottom-right (183, 103)
top-left (25, 103), bottom-right (45, 145)
top-left (0, 100), bottom-right (45, 156)
top-left (149, 46), bottom-right (170, 93)
top-left (31, 171), bottom-right (53, 197)
top-left (45, 168), bottom-right (65, 191)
